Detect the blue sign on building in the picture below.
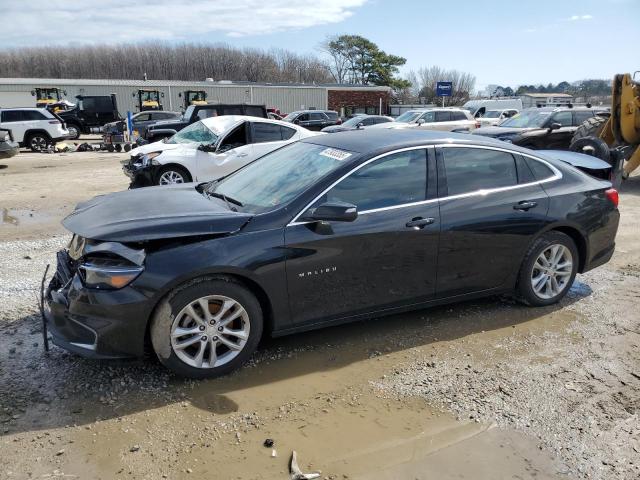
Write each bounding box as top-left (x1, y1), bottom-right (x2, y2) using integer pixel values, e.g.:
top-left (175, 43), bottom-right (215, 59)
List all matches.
top-left (436, 81), bottom-right (453, 97)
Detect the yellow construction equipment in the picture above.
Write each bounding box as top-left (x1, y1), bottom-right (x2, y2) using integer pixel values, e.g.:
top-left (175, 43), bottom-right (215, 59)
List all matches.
top-left (31, 87), bottom-right (68, 112)
top-left (570, 72), bottom-right (640, 182)
top-left (179, 90), bottom-right (207, 109)
top-left (133, 89), bottom-right (163, 111)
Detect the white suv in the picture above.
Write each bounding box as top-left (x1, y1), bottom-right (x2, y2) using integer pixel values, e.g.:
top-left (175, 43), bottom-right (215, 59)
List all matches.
top-left (373, 108), bottom-right (478, 132)
top-left (477, 109), bottom-right (519, 127)
top-left (0, 108), bottom-right (70, 151)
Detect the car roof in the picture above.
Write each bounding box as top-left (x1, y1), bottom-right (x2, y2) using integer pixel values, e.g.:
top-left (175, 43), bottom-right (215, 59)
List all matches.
top-left (301, 128), bottom-right (530, 156)
top-left (200, 114), bottom-right (301, 130)
top-left (0, 107), bottom-right (47, 111)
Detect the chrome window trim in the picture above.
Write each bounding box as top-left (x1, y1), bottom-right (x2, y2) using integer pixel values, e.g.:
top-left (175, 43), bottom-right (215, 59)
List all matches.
top-left (287, 143), bottom-right (561, 227)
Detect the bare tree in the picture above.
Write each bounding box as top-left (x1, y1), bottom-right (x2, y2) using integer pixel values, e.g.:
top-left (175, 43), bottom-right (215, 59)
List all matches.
top-left (405, 66), bottom-right (476, 106)
top-left (0, 43), bottom-right (334, 83)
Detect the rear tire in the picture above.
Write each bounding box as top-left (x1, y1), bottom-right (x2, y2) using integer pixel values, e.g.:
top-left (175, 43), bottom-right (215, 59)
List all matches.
top-left (516, 231), bottom-right (578, 307)
top-left (150, 277), bottom-right (263, 378)
top-left (27, 132), bottom-right (52, 152)
top-left (66, 124), bottom-right (81, 140)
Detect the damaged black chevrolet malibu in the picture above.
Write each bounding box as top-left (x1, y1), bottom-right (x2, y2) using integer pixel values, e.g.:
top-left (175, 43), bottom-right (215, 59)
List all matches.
top-left (44, 129), bottom-right (619, 378)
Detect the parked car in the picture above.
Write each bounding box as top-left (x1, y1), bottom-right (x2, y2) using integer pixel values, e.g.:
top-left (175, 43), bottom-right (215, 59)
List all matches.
top-left (472, 107), bottom-right (608, 150)
top-left (45, 129), bottom-right (619, 378)
top-left (102, 111), bottom-right (182, 140)
top-left (57, 95), bottom-right (121, 140)
top-left (0, 107), bottom-right (70, 151)
top-left (321, 114), bottom-right (393, 133)
top-left (373, 108), bottom-right (477, 132)
top-left (144, 104), bottom-right (268, 142)
top-left (462, 98), bottom-right (523, 118)
top-left (0, 128), bottom-right (18, 159)
top-left (282, 110), bottom-right (341, 131)
top-left (477, 109), bottom-right (519, 127)
top-left (123, 115), bottom-right (319, 187)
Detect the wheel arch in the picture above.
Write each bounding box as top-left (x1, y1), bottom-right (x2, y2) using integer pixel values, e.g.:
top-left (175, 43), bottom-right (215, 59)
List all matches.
top-left (532, 223), bottom-right (588, 273)
top-left (24, 128), bottom-right (52, 140)
top-left (156, 163), bottom-right (193, 183)
top-left (143, 270), bottom-right (275, 354)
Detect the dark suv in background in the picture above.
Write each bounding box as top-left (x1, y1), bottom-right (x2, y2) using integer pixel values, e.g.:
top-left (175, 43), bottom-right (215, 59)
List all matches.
top-left (472, 107), bottom-right (608, 150)
top-left (282, 110), bottom-right (341, 131)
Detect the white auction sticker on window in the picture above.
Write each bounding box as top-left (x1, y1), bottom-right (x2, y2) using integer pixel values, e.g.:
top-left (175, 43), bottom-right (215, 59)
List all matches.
top-left (319, 148), bottom-right (352, 161)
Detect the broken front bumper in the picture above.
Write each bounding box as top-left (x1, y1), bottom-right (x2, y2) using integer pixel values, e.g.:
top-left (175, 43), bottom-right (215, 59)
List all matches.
top-left (43, 250), bottom-right (152, 359)
top-left (122, 162), bottom-right (157, 188)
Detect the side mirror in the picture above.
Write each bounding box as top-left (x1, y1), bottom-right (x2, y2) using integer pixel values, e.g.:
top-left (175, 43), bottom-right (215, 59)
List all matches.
top-left (356, 122), bottom-right (364, 129)
top-left (549, 122), bottom-right (562, 131)
top-left (198, 143), bottom-right (217, 153)
top-left (302, 201), bottom-right (358, 222)
top-left (417, 118), bottom-right (426, 125)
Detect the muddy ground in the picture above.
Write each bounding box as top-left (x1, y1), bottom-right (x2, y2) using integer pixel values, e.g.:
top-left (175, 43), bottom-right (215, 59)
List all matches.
top-left (1, 145), bottom-right (639, 479)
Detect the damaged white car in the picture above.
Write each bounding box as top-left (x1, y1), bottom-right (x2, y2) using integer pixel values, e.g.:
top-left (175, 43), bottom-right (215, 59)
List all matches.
top-left (123, 115), bottom-right (320, 187)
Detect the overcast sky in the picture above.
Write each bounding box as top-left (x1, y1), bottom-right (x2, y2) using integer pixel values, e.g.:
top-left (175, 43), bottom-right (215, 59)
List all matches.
top-left (3, 0), bottom-right (638, 90)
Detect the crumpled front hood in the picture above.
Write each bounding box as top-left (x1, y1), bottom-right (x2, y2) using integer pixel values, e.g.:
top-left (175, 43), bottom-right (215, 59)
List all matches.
top-left (130, 141), bottom-right (187, 157)
top-left (472, 126), bottom-right (535, 137)
top-left (63, 184), bottom-right (253, 243)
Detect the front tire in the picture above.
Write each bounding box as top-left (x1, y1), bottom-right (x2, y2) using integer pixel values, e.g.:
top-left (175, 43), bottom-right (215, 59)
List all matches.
top-left (156, 165), bottom-right (191, 185)
top-left (516, 232), bottom-right (578, 306)
top-left (150, 277), bottom-right (263, 378)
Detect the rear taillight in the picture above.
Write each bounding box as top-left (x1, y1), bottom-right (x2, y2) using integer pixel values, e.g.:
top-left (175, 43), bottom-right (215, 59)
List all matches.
top-left (475, 121), bottom-right (481, 128)
top-left (336, 119), bottom-right (342, 125)
top-left (605, 188), bottom-right (619, 207)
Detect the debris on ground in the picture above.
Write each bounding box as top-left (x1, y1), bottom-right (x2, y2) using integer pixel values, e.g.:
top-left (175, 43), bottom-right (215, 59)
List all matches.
top-left (289, 451), bottom-right (321, 480)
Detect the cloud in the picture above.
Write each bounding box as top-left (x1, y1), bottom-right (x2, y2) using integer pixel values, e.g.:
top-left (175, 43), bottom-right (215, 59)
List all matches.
top-left (1, 0), bottom-right (368, 47)
top-left (569, 14), bottom-right (593, 21)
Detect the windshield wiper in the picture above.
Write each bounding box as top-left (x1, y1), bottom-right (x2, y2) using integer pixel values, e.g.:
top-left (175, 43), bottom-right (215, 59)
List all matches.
top-left (207, 192), bottom-right (243, 210)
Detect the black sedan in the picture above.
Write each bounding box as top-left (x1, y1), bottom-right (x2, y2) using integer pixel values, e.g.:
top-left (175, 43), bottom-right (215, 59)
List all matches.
top-left (44, 130), bottom-right (619, 378)
top-left (472, 107), bottom-right (607, 150)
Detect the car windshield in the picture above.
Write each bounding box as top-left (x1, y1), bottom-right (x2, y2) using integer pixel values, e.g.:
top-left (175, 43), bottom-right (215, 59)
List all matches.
top-left (500, 110), bottom-right (551, 128)
top-left (207, 142), bottom-right (354, 214)
top-left (394, 111), bottom-right (422, 123)
top-left (282, 112), bottom-right (300, 122)
top-left (166, 120), bottom-right (218, 145)
top-left (483, 110), bottom-right (501, 118)
top-left (342, 116), bottom-right (369, 127)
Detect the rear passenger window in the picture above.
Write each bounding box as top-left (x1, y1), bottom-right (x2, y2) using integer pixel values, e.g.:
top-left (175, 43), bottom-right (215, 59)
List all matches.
top-left (443, 148), bottom-right (518, 196)
top-left (22, 110), bottom-right (47, 121)
top-left (573, 110), bottom-right (594, 126)
top-left (450, 111), bottom-right (467, 121)
top-left (245, 106), bottom-right (266, 118)
top-left (251, 122), bottom-right (284, 143)
top-left (325, 149), bottom-right (427, 211)
top-left (525, 158), bottom-right (556, 181)
top-left (309, 112), bottom-right (326, 121)
top-left (551, 111), bottom-right (572, 127)
top-left (435, 111), bottom-right (451, 122)
top-left (281, 126), bottom-right (296, 140)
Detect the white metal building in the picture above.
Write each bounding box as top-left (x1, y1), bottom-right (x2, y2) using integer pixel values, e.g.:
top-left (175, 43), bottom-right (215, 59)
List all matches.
top-left (518, 92), bottom-right (574, 109)
top-left (0, 78), bottom-right (389, 115)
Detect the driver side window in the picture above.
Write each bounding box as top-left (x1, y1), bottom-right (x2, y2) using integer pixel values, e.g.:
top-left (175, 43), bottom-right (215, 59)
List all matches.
top-left (322, 149), bottom-right (427, 212)
top-left (218, 122), bottom-right (248, 152)
top-left (419, 112), bottom-right (435, 123)
top-left (551, 111), bottom-right (572, 127)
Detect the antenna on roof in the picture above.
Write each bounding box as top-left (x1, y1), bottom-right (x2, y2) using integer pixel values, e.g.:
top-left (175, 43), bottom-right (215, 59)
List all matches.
top-left (143, 72), bottom-right (148, 81)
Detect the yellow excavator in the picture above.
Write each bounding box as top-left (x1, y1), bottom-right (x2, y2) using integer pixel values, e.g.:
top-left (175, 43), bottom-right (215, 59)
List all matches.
top-left (570, 72), bottom-right (640, 183)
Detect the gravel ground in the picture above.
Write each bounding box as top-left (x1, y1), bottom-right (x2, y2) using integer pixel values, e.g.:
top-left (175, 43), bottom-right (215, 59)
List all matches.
top-left (374, 264), bottom-right (640, 479)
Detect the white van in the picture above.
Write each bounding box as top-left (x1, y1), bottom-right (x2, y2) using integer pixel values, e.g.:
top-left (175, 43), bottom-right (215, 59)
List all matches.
top-left (462, 99), bottom-right (523, 118)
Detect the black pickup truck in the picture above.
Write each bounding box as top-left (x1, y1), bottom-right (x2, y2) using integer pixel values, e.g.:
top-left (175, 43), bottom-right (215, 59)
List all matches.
top-left (144, 103), bottom-right (268, 142)
top-left (57, 95), bottom-right (121, 140)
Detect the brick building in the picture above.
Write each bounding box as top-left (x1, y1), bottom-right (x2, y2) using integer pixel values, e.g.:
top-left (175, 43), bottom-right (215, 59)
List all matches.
top-left (327, 85), bottom-right (392, 117)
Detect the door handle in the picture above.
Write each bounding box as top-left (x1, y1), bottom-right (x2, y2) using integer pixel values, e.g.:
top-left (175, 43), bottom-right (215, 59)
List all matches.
top-left (406, 217), bottom-right (435, 229)
top-left (237, 152), bottom-right (248, 157)
top-left (513, 201), bottom-right (538, 211)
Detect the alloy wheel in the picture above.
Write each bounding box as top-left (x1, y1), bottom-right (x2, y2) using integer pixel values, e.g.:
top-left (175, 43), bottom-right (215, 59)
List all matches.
top-left (170, 295), bottom-right (250, 369)
top-left (530, 244), bottom-right (573, 299)
top-left (159, 170), bottom-right (185, 185)
top-left (30, 135), bottom-right (49, 151)
top-left (67, 125), bottom-right (79, 139)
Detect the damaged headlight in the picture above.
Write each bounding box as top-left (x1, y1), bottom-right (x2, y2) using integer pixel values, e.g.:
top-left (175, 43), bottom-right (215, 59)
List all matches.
top-left (142, 151), bottom-right (162, 167)
top-left (79, 262), bottom-right (143, 290)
